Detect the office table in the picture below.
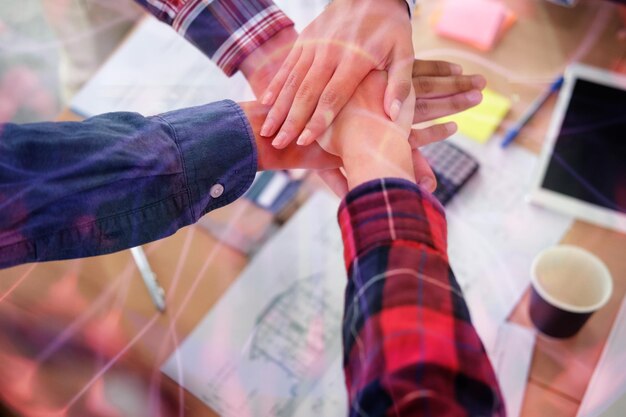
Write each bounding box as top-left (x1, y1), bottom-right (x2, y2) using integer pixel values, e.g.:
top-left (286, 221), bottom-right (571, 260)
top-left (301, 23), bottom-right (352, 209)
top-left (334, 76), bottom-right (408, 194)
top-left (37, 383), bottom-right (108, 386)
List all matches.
top-left (412, 0), bottom-right (626, 415)
top-left (1, 0), bottom-right (626, 416)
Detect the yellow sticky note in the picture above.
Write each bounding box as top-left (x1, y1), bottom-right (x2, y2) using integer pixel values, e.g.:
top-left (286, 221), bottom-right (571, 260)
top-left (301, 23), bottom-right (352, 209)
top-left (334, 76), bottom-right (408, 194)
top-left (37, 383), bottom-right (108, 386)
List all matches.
top-left (441, 88), bottom-right (511, 143)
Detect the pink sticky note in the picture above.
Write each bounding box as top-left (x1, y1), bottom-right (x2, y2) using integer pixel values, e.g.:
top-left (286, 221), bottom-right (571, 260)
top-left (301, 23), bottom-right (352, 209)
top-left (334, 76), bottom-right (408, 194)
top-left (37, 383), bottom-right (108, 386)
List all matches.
top-left (436, 0), bottom-right (508, 51)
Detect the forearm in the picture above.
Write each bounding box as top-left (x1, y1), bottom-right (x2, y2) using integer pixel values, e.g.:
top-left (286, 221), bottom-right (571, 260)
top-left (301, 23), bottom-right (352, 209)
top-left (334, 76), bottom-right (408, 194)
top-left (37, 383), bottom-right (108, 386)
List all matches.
top-left (0, 101), bottom-right (256, 269)
top-left (338, 180), bottom-right (505, 416)
top-left (240, 101), bottom-right (342, 171)
top-left (239, 27), bottom-right (298, 97)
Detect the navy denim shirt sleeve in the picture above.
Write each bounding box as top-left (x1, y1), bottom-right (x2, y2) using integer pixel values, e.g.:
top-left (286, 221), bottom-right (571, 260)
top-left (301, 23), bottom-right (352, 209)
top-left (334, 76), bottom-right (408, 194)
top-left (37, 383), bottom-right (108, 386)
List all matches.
top-left (0, 100), bottom-right (257, 269)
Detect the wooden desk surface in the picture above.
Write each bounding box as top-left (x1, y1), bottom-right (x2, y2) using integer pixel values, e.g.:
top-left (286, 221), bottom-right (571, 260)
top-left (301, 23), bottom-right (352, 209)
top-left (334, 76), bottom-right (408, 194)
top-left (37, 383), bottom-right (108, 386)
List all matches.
top-left (1, 1), bottom-right (625, 416)
top-left (411, 1), bottom-right (626, 416)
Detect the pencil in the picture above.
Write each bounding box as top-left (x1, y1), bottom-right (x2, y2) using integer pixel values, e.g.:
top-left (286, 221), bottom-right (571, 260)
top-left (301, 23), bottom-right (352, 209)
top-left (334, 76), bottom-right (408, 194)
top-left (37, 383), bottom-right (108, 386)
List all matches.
top-left (131, 246), bottom-right (167, 312)
top-left (501, 75), bottom-right (564, 148)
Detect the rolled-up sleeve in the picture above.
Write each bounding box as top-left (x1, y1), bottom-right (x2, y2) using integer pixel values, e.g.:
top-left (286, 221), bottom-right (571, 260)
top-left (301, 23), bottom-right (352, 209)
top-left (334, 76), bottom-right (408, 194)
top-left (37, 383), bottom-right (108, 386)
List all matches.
top-left (0, 100), bottom-right (256, 269)
top-left (338, 179), bottom-right (505, 417)
top-left (133, 0), bottom-right (294, 76)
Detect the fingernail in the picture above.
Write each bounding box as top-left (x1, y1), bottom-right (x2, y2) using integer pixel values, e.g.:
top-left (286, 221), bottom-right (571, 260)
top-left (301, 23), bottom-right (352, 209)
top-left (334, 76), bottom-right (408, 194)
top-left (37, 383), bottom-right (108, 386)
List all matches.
top-left (471, 75), bottom-right (486, 89)
top-left (445, 122), bottom-right (457, 134)
top-left (260, 118), bottom-right (275, 137)
top-left (451, 64), bottom-right (463, 75)
top-left (419, 177), bottom-right (435, 191)
top-left (261, 91), bottom-right (273, 105)
top-left (272, 131), bottom-right (288, 148)
top-left (296, 129), bottom-right (312, 146)
top-left (390, 99), bottom-right (402, 121)
top-left (466, 90), bottom-right (482, 104)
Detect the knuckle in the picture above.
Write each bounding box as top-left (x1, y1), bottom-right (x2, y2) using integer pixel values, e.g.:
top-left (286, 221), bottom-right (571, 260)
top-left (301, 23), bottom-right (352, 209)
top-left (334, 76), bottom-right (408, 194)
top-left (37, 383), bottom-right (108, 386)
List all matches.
top-left (310, 111), bottom-right (332, 131)
top-left (295, 82), bottom-right (315, 102)
top-left (435, 124), bottom-right (449, 138)
top-left (452, 94), bottom-right (467, 110)
top-left (320, 88), bottom-right (340, 107)
top-left (396, 79), bottom-right (413, 97)
top-left (434, 61), bottom-right (449, 76)
top-left (455, 76), bottom-right (472, 91)
top-left (416, 77), bottom-right (434, 94)
top-left (414, 99), bottom-right (430, 116)
top-left (285, 72), bottom-right (300, 91)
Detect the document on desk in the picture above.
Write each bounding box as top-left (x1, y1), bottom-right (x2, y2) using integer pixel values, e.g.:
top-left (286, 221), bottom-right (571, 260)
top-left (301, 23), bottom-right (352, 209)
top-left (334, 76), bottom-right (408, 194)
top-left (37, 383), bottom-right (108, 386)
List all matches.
top-left (489, 323), bottom-right (536, 417)
top-left (577, 296), bottom-right (626, 417)
top-left (161, 191), bottom-right (348, 417)
top-left (70, 0), bottom-right (329, 116)
top-left (444, 135), bottom-right (573, 350)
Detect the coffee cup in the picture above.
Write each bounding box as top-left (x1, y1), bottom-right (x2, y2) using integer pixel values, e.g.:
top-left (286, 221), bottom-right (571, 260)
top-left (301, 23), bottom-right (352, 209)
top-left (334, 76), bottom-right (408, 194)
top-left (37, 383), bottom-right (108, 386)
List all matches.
top-left (529, 245), bottom-right (612, 338)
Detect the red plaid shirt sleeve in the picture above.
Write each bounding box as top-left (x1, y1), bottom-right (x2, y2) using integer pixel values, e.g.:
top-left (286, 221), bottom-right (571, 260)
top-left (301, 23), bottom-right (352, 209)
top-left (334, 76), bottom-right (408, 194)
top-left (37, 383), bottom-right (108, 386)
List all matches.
top-left (338, 178), bottom-right (506, 417)
top-left (133, 0), bottom-right (294, 76)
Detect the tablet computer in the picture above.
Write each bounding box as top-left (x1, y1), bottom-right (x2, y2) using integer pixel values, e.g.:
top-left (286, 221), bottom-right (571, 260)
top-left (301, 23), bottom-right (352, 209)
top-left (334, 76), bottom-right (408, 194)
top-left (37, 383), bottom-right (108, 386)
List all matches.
top-left (529, 63), bottom-right (626, 233)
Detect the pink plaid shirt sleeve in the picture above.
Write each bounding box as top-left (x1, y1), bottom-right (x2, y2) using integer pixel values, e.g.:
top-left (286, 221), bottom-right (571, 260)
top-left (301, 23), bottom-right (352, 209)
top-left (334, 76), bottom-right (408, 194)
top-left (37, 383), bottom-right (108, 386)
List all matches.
top-left (133, 0), bottom-right (294, 76)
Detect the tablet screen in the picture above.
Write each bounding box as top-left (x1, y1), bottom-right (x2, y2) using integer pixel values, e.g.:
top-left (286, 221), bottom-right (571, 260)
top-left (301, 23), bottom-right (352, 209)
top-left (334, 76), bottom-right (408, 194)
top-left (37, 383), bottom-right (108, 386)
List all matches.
top-left (541, 78), bottom-right (626, 214)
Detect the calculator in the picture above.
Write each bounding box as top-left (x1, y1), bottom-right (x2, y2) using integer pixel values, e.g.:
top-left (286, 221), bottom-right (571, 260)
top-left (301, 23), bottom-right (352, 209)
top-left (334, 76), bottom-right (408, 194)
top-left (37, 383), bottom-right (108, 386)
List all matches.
top-left (421, 141), bottom-right (480, 205)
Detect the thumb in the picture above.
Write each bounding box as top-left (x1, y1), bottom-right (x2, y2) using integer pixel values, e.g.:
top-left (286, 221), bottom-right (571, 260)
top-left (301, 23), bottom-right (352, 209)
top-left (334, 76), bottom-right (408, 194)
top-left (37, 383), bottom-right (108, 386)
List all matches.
top-left (411, 150), bottom-right (437, 193)
top-left (384, 47), bottom-right (414, 121)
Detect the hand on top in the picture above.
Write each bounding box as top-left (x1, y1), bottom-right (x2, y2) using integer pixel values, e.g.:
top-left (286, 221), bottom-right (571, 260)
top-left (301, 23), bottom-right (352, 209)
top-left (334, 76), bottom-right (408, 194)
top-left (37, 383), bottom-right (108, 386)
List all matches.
top-left (258, 0), bottom-right (415, 149)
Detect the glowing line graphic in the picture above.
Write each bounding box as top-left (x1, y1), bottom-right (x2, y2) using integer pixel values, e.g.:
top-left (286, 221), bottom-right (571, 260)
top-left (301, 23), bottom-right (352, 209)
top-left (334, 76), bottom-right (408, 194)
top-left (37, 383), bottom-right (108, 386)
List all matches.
top-left (0, 263), bottom-right (37, 303)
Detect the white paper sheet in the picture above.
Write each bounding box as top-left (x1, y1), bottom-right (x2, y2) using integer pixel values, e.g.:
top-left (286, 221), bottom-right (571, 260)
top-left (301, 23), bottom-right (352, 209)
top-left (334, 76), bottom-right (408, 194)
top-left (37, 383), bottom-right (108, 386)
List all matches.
top-left (71, 16), bottom-right (254, 116)
top-left (70, 0), bottom-right (329, 117)
top-left (488, 323), bottom-right (536, 417)
top-left (577, 296), bottom-right (626, 417)
top-left (444, 135), bottom-right (573, 350)
top-left (161, 192), bottom-right (348, 417)
top-left (163, 186), bottom-right (539, 417)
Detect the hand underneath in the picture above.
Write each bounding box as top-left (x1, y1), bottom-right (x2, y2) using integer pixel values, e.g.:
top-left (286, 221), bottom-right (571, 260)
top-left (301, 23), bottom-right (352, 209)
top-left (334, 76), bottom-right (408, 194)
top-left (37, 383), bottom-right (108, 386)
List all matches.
top-left (239, 101), bottom-right (342, 172)
top-left (407, 59), bottom-right (486, 147)
top-left (238, 66), bottom-right (480, 195)
top-left (238, 31), bottom-right (485, 193)
top-left (317, 70), bottom-right (438, 193)
top-left (259, 0), bottom-right (415, 149)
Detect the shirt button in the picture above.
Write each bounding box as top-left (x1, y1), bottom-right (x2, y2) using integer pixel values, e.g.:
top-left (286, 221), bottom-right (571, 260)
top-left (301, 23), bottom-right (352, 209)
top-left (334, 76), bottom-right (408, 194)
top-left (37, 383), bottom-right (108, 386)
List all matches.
top-left (210, 184), bottom-right (224, 198)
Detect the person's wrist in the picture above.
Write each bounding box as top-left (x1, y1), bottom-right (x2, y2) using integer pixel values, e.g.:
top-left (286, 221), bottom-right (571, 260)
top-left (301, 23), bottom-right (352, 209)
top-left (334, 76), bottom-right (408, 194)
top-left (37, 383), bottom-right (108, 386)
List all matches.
top-left (239, 101), bottom-right (272, 171)
top-left (239, 27), bottom-right (298, 97)
top-left (342, 141), bottom-right (415, 190)
top-left (239, 101), bottom-right (342, 172)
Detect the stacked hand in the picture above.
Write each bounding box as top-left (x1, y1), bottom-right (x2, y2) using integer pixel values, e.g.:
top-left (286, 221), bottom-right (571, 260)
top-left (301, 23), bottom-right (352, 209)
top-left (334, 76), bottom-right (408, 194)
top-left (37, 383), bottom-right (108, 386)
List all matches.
top-left (237, 4), bottom-right (487, 194)
top-left (258, 0), bottom-right (415, 149)
top-left (317, 70), bottom-right (417, 194)
top-left (241, 56), bottom-right (485, 190)
top-left (241, 60), bottom-right (485, 192)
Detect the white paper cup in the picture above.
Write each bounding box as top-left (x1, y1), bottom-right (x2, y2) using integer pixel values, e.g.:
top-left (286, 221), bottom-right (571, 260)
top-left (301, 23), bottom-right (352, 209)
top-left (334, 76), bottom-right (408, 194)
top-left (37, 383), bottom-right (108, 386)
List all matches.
top-left (529, 245), bottom-right (613, 338)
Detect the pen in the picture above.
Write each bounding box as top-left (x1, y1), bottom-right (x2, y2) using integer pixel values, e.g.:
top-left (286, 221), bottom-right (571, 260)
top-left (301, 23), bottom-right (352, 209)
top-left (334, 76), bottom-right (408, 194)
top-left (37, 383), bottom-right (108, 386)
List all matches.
top-left (501, 75), bottom-right (564, 148)
top-left (130, 246), bottom-right (166, 312)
